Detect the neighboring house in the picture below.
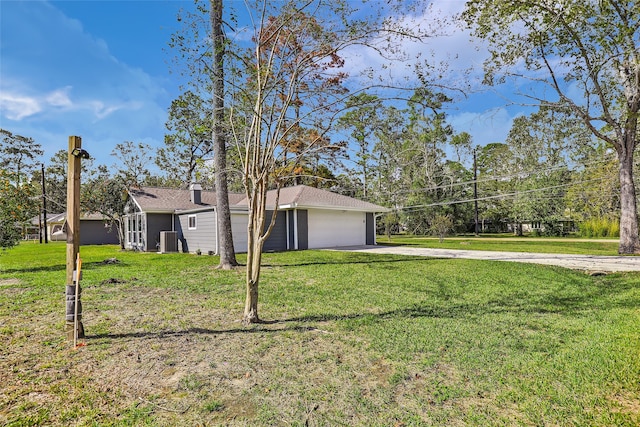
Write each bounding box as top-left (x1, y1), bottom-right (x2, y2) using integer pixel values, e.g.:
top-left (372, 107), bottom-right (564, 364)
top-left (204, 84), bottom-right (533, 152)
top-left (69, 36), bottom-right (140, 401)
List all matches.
top-left (509, 219), bottom-right (577, 235)
top-left (123, 184), bottom-right (389, 253)
top-left (31, 212), bottom-right (120, 245)
top-left (36, 213), bottom-right (66, 241)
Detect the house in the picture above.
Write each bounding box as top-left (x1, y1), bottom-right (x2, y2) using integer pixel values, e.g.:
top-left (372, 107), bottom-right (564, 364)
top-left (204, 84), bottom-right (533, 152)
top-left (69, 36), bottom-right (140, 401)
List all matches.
top-left (123, 184), bottom-right (247, 253)
top-left (31, 212), bottom-right (120, 245)
top-left (32, 212), bottom-right (65, 241)
top-left (123, 184), bottom-right (389, 253)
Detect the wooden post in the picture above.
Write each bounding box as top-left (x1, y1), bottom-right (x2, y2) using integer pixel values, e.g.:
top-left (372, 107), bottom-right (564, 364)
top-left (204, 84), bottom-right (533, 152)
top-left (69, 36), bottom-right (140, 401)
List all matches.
top-left (65, 136), bottom-right (84, 341)
top-left (473, 148), bottom-right (479, 237)
top-left (41, 163), bottom-right (48, 244)
top-left (74, 253), bottom-right (83, 347)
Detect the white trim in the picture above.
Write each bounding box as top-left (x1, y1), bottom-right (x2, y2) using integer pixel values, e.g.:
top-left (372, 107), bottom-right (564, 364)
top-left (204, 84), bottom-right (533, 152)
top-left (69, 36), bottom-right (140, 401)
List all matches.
top-left (285, 210), bottom-right (290, 250)
top-left (187, 214), bottom-right (197, 230)
top-left (373, 215), bottom-right (377, 245)
top-left (214, 208), bottom-right (218, 255)
top-left (278, 204), bottom-right (387, 213)
top-left (293, 209), bottom-right (299, 250)
top-left (130, 195), bottom-right (144, 213)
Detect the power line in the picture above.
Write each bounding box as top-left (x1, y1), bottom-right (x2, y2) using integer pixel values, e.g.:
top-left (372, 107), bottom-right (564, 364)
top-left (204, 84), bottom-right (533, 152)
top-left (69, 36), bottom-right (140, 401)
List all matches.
top-left (42, 194), bottom-right (67, 211)
top-left (372, 157), bottom-right (614, 198)
top-left (398, 177), bottom-right (609, 213)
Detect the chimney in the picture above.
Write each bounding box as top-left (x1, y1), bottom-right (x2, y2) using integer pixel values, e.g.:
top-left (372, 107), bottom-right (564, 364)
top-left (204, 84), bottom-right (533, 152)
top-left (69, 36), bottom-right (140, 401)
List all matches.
top-left (189, 182), bottom-right (202, 204)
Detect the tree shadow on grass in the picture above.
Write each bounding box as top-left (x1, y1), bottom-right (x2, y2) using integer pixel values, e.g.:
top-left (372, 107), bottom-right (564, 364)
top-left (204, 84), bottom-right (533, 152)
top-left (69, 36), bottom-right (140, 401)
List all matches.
top-left (262, 255), bottom-right (433, 268)
top-left (1, 264), bottom-right (67, 274)
top-left (1, 259), bottom-right (127, 274)
top-left (80, 260), bottom-right (129, 270)
top-left (83, 301), bottom-right (568, 342)
top-left (87, 324), bottom-right (321, 341)
top-left (87, 285), bottom-right (640, 343)
top-left (85, 270), bottom-right (640, 342)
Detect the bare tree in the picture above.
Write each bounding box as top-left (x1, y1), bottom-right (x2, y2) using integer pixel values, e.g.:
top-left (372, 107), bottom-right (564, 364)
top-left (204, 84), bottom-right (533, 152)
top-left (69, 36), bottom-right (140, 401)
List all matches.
top-left (171, 0), bottom-right (446, 323)
top-left (230, 2), bottom-right (364, 324)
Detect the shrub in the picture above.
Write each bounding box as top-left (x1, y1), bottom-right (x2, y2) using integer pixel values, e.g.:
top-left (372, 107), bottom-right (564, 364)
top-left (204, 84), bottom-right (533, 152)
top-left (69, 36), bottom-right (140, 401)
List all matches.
top-left (430, 214), bottom-right (453, 243)
top-left (579, 217), bottom-right (620, 238)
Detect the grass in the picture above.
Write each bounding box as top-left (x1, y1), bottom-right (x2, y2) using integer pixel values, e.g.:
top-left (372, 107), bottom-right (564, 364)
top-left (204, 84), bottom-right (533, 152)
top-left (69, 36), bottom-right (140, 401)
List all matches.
top-left (1, 241), bottom-right (639, 426)
top-left (378, 234), bottom-right (621, 255)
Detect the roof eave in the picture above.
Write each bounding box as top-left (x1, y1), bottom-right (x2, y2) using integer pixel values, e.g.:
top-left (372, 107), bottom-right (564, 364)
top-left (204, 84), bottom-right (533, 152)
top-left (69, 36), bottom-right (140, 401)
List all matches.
top-left (137, 209), bottom-right (176, 214)
top-left (281, 204), bottom-right (390, 213)
top-left (176, 206), bottom-right (215, 214)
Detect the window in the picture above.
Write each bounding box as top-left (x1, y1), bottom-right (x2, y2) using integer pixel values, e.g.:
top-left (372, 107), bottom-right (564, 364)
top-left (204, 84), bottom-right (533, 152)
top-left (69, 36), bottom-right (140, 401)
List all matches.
top-left (123, 200), bottom-right (145, 250)
top-left (126, 213), bottom-right (144, 249)
top-left (188, 215), bottom-right (197, 230)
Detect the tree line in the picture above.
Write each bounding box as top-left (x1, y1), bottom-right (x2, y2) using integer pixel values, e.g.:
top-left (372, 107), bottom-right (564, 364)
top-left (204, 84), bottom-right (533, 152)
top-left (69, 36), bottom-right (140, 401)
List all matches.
top-left (1, 0), bottom-right (637, 324)
top-left (0, 102), bottom-right (624, 251)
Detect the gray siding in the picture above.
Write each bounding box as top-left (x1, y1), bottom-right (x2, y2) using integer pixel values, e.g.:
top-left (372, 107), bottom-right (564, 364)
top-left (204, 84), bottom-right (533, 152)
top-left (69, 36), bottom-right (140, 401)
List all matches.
top-left (145, 213), bottom-right (173, 252)
top-left (263, 210), bottom-right (287, 252)
top-left (366, 212), bottom-right (375, 245)
top-left (177, 211), bottom-right (217, 254)
top-left (79, 220), bottom-right (119, 245)
top-left (297, 210), bottom-right (308, 250)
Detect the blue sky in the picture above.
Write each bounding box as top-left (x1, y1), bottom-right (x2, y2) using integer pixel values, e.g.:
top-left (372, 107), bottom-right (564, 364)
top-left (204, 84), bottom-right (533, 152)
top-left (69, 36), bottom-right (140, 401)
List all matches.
top-left (0, 0), bottom-right (523, 170)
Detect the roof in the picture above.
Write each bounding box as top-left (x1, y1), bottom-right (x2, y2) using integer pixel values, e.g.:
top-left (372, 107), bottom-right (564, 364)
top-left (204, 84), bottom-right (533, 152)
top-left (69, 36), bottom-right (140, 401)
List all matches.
top-left (30, 213), bottom-right (65, 225)
top-left (128, 186), bottom-right (245, 213)
top-left (238, 185), bottom-right (389, 212)
top-left (129, 185), bottom-right (388, 214)
top-left (30, 212), bottom-right (107, 225)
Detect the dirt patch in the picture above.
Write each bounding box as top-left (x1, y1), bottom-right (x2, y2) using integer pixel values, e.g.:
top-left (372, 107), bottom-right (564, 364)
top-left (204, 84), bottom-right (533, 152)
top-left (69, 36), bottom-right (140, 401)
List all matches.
top-left (0, 278), bottom-right (25, 297)
top-left (0, 278), bottom-right (21, 286)
top-left (611, 391), bottom-right (640, 416)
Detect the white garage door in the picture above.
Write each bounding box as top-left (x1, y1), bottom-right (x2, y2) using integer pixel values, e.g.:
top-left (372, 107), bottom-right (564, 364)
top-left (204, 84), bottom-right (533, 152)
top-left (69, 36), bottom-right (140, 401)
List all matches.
top-left (307, 209), bottom-right (365, 248)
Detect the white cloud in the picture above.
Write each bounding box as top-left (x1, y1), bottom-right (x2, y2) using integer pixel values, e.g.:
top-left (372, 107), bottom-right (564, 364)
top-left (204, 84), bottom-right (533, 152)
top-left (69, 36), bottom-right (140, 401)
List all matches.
top-left (0, 92), bottom-right (42, 120)
top-left (0, 86), bottom-right (74, 121)
top-left (88, 100), bottom-right (144, 120)
top-left (45, 87), bottom-right (73, 107)
top-left (0, 1), bottom-right (173, 166)
top-left (0, 85), bottom-right (143, 122)
top-left (334, 0), bottom-right (489, 97)
top-left (88, 100), bottom-right (122, 120)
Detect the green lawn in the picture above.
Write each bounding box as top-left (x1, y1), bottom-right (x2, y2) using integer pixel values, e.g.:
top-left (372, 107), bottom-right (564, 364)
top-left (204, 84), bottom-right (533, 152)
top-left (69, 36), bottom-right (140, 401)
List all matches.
top-left (378, 234), bottom-right (621, 255)
top-left (1, 242), bottom-right (639, 426)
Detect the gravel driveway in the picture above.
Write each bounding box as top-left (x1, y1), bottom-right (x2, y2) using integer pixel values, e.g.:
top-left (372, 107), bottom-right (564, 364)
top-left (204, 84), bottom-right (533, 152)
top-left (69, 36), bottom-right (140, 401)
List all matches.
top-left (335, 245), bottom-right (640, 273)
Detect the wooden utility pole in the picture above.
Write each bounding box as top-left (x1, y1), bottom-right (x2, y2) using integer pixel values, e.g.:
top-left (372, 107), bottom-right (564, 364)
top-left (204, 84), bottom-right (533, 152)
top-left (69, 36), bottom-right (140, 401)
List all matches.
top-left (38, 208), bottom-right (43, 244)
top-left (473, 148), bottom-right (479, 237)
top-left (65, 136), bottom-right (84, 341)
top-left (41, 163), bottom-right (48, 244)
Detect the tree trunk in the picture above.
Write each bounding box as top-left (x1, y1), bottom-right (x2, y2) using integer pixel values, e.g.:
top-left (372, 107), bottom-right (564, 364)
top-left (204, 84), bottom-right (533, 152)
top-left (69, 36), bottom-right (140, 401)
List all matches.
top-left (211, 0), bottom-right (238, 269)
top-left (243, 246), bottom-right (262, 324)
top-left (243, 279), bottom-right (259, 324)
top-left (243, 193), bottom-right (265, 324)
top-left (116, 219), bottom-right (125, 250)
top-left (617, 147), bottom-right (640, 254)
top-left (513, 222), bottom-right (523, 236)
